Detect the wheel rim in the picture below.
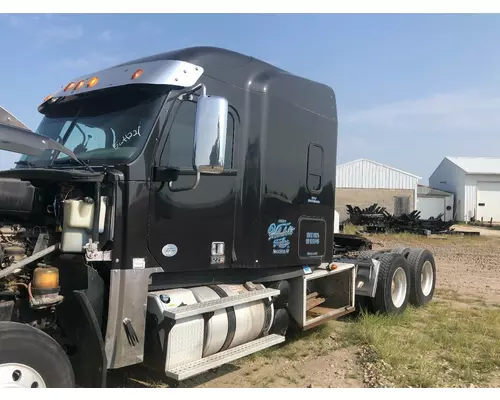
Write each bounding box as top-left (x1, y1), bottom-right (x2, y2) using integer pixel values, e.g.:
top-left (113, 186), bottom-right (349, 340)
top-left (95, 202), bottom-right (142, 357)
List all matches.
top-left (421, 260), bottom-right (434, 296)
top-left (391, 267), bottom-right (407, 308)
top-left (0, 363), bottom-right (46, 388)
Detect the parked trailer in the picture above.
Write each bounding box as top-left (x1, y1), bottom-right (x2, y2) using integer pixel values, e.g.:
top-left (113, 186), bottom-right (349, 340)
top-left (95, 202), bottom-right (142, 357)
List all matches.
top-left (0, 47), bottom-right (437, 388)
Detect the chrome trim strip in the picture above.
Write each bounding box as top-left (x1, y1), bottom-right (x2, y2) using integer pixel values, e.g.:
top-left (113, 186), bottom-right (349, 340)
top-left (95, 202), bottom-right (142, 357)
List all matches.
top-left (49, 60), bottom-right (204, 100)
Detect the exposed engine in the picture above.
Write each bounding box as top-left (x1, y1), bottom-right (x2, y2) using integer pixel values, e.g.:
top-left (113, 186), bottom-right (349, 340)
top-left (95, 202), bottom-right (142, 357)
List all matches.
top-left (0, 224), bottom-right (37, 282)
top-left (0, 179), bottom-right (105, 323)
top-left (0, 222), bottom-right (60, 329)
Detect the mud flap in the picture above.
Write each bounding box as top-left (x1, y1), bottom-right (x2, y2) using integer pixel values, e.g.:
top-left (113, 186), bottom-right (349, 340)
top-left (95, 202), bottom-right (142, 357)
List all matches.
top-left (74, 290), bottom-right (107, 387)
top-left (355, 259), bottom-right (381, 297)
top-left (58, 290), bottom-right (107, 388)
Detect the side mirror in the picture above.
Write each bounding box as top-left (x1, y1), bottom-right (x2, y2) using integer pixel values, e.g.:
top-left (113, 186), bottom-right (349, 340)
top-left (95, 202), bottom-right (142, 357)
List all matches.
top-left (152, 166), bottom-right (180, 183)
top-left (193, 95), bottom-right (228, 174)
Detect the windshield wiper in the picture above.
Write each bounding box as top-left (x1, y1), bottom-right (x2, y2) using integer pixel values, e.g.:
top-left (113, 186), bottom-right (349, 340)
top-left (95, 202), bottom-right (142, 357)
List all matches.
top-left (46, 108), bottom-right (96, 173)
top-left (52, 158), bottom-right (95, 172)
top-left (14, 160), bottom-right (36, 168)
top-left (53, 158), bottom-right (89, 165)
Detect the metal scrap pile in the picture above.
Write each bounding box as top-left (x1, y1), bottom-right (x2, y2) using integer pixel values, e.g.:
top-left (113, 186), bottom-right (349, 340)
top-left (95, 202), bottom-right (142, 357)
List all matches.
top-left (380, 210), bottom-right (454, 234)
top-left (345, 204), bottom-right (387, 226)
top-left (346, 203), bottom-right (454, 234)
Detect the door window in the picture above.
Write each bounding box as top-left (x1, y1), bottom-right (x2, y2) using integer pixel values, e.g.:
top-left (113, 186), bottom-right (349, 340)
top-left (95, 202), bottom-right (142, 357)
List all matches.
top-left (160, 100), bottom-right (235, 170)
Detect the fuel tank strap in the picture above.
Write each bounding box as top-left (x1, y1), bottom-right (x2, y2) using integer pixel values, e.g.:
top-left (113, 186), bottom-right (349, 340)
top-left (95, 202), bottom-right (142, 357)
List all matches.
top-left (208, 285), bottom-right (236, 352)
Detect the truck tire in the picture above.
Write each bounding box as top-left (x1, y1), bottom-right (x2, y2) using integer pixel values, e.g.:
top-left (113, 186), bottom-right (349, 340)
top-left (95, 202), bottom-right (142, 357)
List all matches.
top-left (371, 253), bottom-right (410, 315)
top-left (354, 295), bottom-right (375, 314)
top-left (406, 248), bottom-right (436, 307)
top-left (390, 247), bottom-right (411, 257)
top-left (358, 250), bottom-right (382, 260)
top-left (0, 322), bottom-right (75, 388)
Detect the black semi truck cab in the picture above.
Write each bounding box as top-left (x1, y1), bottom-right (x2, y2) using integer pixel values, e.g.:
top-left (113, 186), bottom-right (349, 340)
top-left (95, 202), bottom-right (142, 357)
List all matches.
top-left (0, 46), bottom-right (436, 388)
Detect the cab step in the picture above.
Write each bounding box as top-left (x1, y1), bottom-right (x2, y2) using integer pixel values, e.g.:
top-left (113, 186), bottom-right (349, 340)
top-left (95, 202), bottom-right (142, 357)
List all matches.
top-left (165, 334), bottom-right (286, 381)
top-left (163, 287), bottom-right (280, 320)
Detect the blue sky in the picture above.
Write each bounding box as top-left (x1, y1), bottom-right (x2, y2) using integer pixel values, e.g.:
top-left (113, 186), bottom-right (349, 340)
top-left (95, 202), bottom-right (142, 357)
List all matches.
top-left (1, 13), bottom-right (499, 183)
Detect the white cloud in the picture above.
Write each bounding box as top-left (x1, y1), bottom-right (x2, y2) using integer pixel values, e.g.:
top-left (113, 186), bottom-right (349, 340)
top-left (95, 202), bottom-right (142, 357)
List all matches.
top-left (138, 21), bottom-right (163, 36)
top-left (51, 53), bottom-right (122, 75)
top-left (344, 90), bottom-right (500, 134)
top-left (36, 25), bottom-right (83, 44)
top-left (0, 150), bottom-right (22, 171)
top-left (4, 14), bottom-right (24, 27)
top-left (97, 30), bottom-right (113, 43)
top-left (1, 13), bottom-right (83, 44)
top-left (338, 89), bottom-right (500, 182)
top-left (57, 57), bottom-right (94, 70)
top-left (0, 14), bottom-right (39, 30)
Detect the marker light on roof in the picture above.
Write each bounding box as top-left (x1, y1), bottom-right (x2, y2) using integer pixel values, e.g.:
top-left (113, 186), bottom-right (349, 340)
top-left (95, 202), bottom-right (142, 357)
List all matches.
top-left (75, 80), bottom-right (85, 90)
top-left (131, 69), bottom-right (144, 80)
top-left (44, 94), bottom-right (53, 102)
top-left (64, 82), bottom-right (76, 92)
top-left (87, 77), bottom-right (99, 88)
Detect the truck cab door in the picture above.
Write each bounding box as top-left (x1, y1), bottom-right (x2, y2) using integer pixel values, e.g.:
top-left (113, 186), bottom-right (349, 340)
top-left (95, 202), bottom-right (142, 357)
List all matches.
top-left (147, 97), bottom-right (237, 272)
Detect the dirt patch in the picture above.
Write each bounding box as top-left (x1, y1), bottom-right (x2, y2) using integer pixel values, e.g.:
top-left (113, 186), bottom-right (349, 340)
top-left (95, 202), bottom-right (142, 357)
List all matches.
top-left (451, 224), bottom-right (500, 237)
top-left (194, 346), bottom-right (363, 388)
top-left (369, 233), bottom-right (500, 303)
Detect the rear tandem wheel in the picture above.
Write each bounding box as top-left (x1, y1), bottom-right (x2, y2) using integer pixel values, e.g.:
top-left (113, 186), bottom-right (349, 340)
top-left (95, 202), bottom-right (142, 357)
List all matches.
top-left (354, 251), bottom-right (411, 315)
top-left (406, 248), bottom-right (436, 307)
top-left (369, 252), bottom-right (411, 315)
top-left (355, 246), bottom-right (435, 314)
top-left (390, 247), bottom-right (411, 257)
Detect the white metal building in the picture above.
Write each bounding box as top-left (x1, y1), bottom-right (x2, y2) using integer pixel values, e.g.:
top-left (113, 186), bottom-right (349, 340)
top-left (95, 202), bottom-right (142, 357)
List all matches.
top-left (429, 156), bottom-right (500, 222)
top-left (416, 185), bottom-right (454, 221)
top-left (335, 159), bottom-right (421, 220)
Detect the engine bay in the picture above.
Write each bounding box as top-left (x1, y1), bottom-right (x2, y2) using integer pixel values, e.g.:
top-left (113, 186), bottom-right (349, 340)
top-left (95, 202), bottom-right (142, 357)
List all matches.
top-left (0, 176), bottom-right (111, 327)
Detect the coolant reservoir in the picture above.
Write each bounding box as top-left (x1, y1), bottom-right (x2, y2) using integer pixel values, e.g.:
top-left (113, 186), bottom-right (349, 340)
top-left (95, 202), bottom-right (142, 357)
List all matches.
top-left (61, 197), bottom-right (107, 253)
top-left (64, 198), bottom-right (95, 229)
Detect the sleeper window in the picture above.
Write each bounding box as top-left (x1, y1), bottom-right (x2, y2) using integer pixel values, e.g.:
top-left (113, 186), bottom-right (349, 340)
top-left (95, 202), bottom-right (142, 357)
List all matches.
top-left (307, 143), bottom-right (323, 193)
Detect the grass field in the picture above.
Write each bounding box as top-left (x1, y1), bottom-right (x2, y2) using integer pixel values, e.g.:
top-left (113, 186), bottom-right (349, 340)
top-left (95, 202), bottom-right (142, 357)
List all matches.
top-left (237, 291), bottom-right (500, 388)
top-left (342, 295), bottom-right (500, 387)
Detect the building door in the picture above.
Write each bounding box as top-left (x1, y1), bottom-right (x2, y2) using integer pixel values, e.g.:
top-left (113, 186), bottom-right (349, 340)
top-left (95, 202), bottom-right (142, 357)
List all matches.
top-left (477, 181), bottom-right (500, 222)
top-left (417, 197), bottom-right (445, 219)
top-left (393, 196), bottom-right (410, 216)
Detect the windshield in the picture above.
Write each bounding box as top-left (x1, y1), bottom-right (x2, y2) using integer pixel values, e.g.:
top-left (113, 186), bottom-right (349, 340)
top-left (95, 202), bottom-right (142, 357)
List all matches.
top-left (19, 86), bottom-right (167, 167)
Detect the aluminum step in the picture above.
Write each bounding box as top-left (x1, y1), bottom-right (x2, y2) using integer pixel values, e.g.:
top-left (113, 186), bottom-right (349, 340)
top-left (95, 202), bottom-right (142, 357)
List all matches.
top-left (163, 288), bottom-right (280, 320)
top-left (165, 334), bottom-right (286, 381)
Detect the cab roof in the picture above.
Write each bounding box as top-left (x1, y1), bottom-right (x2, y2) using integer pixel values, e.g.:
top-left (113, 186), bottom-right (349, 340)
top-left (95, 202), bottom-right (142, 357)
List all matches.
top-left (112, 46), bottom-right (336, 120)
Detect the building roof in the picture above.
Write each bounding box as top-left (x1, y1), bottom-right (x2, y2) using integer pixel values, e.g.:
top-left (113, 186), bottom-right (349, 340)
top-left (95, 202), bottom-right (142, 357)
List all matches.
top-left (417, 184), bottom-right (453, 197)
top-left (337, 158), bottom-right (422, 179)
top-left (446, 156), bottom-right (500, 175)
